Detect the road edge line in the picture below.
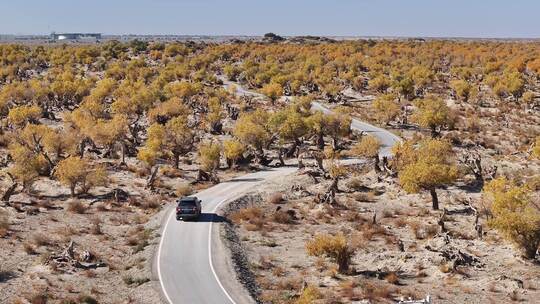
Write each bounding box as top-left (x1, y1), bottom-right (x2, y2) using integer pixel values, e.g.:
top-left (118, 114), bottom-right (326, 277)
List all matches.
top-left (157, 205), bottom-right (176, 304)
top-left (209, 198), bottom-right (238, 304)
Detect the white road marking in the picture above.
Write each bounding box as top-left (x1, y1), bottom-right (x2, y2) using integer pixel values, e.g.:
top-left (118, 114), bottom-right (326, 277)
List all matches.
top-left (157, 97), bottom-right (401, 303)
top-left (208, 197), bottom-right (237, 304)
top-left (157, 205), bottom-right (176, 304)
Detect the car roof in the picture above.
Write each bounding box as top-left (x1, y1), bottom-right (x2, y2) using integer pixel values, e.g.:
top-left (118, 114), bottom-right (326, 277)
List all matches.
top-left (178, 197), bottom-right (198, 202)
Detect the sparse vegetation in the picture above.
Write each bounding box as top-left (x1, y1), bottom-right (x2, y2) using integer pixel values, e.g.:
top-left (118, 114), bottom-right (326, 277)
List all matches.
top-left (0, 36), bottom-right (539, 303)
top-left (484, 178), bottom-right (540, 259)
top-left (306, 233), bottom-right (355, 274)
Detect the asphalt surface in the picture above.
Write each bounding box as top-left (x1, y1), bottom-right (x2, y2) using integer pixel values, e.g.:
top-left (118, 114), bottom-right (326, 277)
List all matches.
top-left (157, 81), bottom-right (402, 304)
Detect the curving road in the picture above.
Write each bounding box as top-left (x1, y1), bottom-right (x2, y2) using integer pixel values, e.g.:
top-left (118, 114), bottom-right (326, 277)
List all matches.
top-left (157, 81), bottom-right (401, 304)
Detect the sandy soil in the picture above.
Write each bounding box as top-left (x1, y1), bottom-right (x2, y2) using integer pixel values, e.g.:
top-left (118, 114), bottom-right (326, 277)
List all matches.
top-left (221, 159), bottom-right (540, 304)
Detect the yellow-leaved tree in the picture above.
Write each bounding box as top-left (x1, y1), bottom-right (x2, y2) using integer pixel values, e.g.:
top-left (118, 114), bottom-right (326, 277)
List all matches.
top-left (139, 116), bottom-right (194, 169)
top-left (198, 141), bottom-right (221, 181)
top-left (223, 139), bottom-right (245, 169)
top-left (411, 95), bottom-right (454, 137)
top-left (351, 135), bottom-right (381, 172)
top-left (260, 82), bottom-right (283, 104)
top-left (372, 94), bottom-right (401, 125)
top-left (484, 178), bottom-right (540, 259)
top-left (233, 109), bottom-right (271, 164)
top-left (55, 157), bottom-right (107, 197)
top-left (396, 139), bottom-right (458, 210)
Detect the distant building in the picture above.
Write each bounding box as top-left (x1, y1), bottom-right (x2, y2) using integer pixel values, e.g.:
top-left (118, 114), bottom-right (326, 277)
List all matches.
top-left (50, 32), bottom-right (102, 41)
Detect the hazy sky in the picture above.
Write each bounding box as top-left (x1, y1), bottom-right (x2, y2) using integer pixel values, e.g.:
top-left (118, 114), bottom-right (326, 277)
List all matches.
top-left (1, 0), bottom-right (539, 38)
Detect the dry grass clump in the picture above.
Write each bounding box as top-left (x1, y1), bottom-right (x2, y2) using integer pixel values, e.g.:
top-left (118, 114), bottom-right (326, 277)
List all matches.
top-left (296, 285), bottom-right (321, 304)
top-left (346, 177), bottom-right (365, 191)
top-left (23, 242), bottom-right (37, 255)
top-left (126, 226), bottom-right (153, 253)
top-left (67, 200), bottom-right (88, 214)
top-left (339, 280), bottom-right (360, 300)
top-left (267, 192), bottom-right (284, 204)
top-left (354, 191), bottom-right (376, 202)
top-left (175, 182), bottom-right (193, 197)
top-left (32, 233), bottom-right (52, 247)
top-left (161, 167), bottom-right (183, 178)
top-left (360, 280), bottom-right (394, 301)
top-left (409, 221), bottom-right (439, 239)
top-left (27, 292), bottom-right (49, 304)
top-left (90, 217), bottom-right (102, 235)
top-left (272, 210), bottom-right (294, 224)
top-left (385, 272), bottom-right (400, 285)
top-left (357, 222), bottom-right (389, 241)
top-left (271, 266), bottom-right (286, 277)
top-left (439, 262), bottom-right (452, 273)
top-left (229, 207), bottom-right (266, 231)
top-left (140, 199), bottom-right (160, 210)
top-left (276, 276), bottom-right (303, 291)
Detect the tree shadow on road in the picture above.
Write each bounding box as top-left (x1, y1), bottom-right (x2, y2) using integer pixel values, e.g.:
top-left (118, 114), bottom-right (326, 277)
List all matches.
top-left (195, 213), bottom-right (227, 223)
top-left (222, 178), bottom-right (264, 183)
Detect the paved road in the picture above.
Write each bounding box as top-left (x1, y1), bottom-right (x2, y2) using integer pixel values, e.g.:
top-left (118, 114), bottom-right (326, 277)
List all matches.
top-left (311, 102), bottom-right (401, 157)
top-left (157, 168), bottom-right (296, 304)
top-left (157, 81), bottom-right (402, 304)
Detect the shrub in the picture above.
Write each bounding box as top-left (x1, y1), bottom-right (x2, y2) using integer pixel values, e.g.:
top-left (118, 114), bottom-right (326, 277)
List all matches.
top-left (8, 105), bottom-right (42, 127)
top-left (272, 211), bottom-right (294, 224)
top-left (67, 200), bottom-right (87, 214)
top-left (90, 218), bottom-right (102, 235)
top-left (175, 183), bottom-right (192, 197)
top-left (77, 295), bottom-right (98, 304)
top-left (32, 233), bottom-right (51, 247)
top-left (385, 272), bottom-right (400, 285)
top-left (484, 178), bottom-right (540, 259)
top-left (28, 292), bottom-right (48, 304)
top-left (123, 276), bottom-right (150, 286)
top-left (267, 192), bottom-right (284, 204)
top-left (296, 286), bottom-right (321, 304)
top-left (230, 207), bottom-right (264, 225)
top-left (23, 242), bottom-right (37, 254)
top-left (306, 233), bottom-right (355, 273)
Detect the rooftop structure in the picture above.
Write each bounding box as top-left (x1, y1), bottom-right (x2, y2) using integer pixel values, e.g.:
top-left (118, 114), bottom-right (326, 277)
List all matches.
top-left (50, 32), bottom-right (102, 41)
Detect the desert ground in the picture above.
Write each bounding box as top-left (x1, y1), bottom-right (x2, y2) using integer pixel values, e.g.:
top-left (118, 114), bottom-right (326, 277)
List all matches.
top-left (0, 36), bottom-right (539, 303)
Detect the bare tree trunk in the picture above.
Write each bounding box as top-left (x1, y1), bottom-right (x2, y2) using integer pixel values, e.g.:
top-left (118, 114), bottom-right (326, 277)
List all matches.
top-left (438, 209), bottom-right (446, 232)
top-left (430, 188), bottom-right (439, 210)
top-left (430, 126), bottom-right (438, 138)
top-left (317, 132), bottom-right (325, 150)
top-left (174, 153), bottom-right (180, 169)
top-left (146, 165), bottom-right (159, 189)
top-left (1, 182), bottom-right (18, 202)
top-left (278, 148), bottom-right (285, 167)
top-left (374, 155), bottom-right (381, 172)
top-left (120, 142), bottom-right (126, 165)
